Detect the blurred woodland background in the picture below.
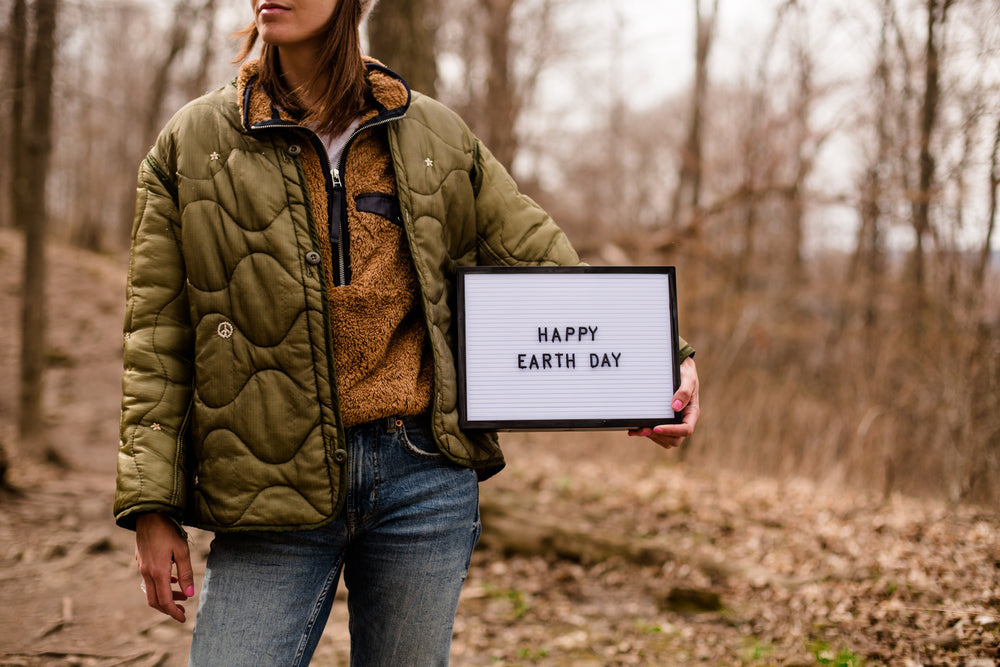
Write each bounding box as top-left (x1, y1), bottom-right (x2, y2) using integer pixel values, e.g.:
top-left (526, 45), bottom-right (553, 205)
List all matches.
top-left (1, 0), bottom-right (998, 505)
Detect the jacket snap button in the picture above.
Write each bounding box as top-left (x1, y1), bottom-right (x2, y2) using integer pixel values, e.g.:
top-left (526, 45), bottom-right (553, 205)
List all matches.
top-left (305, 251), bottom-right (321, 265)
top-left (287, 144), bottom-right (302, 156)
top-left (333, 449), bottom-right (347, 464)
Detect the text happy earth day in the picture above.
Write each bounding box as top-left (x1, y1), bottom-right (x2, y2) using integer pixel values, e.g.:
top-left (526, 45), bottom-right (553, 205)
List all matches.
top-left (516, 326), bottom-right (622, 370)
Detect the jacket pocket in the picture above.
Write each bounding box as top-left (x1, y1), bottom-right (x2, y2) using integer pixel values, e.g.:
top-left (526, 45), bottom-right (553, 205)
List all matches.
top-left (354, 193), bottom-right (403, 226)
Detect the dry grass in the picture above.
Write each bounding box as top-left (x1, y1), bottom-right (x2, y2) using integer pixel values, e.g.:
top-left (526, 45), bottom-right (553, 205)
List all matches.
top-left (655, 243), bottom-right (1000, 506)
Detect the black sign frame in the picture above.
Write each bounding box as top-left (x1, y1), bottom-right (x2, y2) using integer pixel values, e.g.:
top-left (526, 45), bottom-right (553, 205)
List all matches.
top-left (455, 266), bottom-right (682, 430)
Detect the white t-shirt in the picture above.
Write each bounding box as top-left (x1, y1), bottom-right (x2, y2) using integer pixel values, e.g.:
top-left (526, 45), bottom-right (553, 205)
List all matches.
top-left (317, 118), bottom-right (363, 177)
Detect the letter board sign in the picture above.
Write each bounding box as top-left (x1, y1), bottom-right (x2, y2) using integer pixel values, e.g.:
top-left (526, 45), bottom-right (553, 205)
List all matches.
top-left (456, 266), bottom-right (681, 430)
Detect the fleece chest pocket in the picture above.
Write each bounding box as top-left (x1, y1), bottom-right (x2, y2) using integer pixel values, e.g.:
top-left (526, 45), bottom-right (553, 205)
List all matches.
top-left (354, 193), bottom-right (403, 227)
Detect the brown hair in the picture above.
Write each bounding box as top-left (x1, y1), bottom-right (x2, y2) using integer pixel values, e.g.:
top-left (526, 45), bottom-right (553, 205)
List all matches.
top-left (236, 0), bottom-right (369, 136)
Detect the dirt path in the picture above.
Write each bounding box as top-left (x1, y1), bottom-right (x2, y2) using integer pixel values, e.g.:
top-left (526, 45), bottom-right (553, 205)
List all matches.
top-left (3, 444), bottom-right (999, 666)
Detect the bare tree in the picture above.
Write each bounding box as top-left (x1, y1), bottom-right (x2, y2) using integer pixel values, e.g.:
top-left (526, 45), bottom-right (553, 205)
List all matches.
top-left (17, 0), bottom-right (60, 459)
top-left (143, 0), bottom-right (216, 147)
top-left (7, 0), bottom-right (28, 231)
top-left (367, 0), bottom-right (440, 96)
top-left (118, 0), bottom-right (218, 244)
top-left (2, 0), bottom-right (27, 471)
top-left (910, 0), bottom-right (953, 309)
top-left (668, 0), bottom-right (720, 230)
top-left (436, 0), bottom-right (563, 173)
top-left (186, 0), bottom-right (220, 100)
top-left (849, 0), bottom-right (895, 328)
top-left (782, 5), bottom-right (824, 283)
top-left (976, 115), bottom-right (1000, 290)
top-left (0, 433), bottom-right (7, 488)
top-left (735, 1), bottom-right (792, 293)
top-left (478, 0), bottom-right (518, 169)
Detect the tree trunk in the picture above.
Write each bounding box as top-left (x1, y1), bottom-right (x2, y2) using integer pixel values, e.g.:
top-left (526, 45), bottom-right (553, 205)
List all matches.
top-left (126, 0), bottom-right (210, 245)
top-left (785, 35), bottom-right (814, 284)
top-left (736, 1), bottom-right (791, 294)
top-left (849, 0), bottom-right (893, 330)
top-left (187, 0), bottom-right (219, 100)
top-left (911, 0), bottom-right (951, 311)
top-left (669, 0), bottom-right (719, 230)
top-left (7, 0), bottom-right (28, 231)
top-left (143, 0), bottom-right (206, 146)
top-left (478, 494), bottom-right (734, 584)
top-left (479, 494), bottom-right (678, 567)
top-left (478, 0), bottom-right (517, 170)
top-left (18, 0), bottom-right (59, 459)
top-left (975, 116), bottom-right (999, 291)
top-left (0, 436), bottom-right (7, 488)
top-left (367, 0), bottom-right (440, 97)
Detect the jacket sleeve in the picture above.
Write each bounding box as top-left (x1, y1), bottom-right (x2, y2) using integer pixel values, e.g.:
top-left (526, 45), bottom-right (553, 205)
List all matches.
top-left (114, 141), bottom-right (195, 530)
top-left (469, 139), bottom-right (695, 362)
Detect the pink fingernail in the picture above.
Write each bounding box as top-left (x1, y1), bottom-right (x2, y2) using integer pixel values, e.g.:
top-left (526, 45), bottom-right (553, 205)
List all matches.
top-left (185, 586), bottom-right (195, 597)
top-left (672, 400), bottom-right (684, 412)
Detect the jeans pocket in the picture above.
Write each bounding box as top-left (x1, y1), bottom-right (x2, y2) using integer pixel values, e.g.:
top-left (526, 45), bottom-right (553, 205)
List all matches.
top-left (395, 418), bottom-right (446, 462)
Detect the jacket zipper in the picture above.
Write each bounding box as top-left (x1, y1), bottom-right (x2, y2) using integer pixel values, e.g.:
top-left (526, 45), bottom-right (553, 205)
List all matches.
top-left (330, 166), bottom-right (347, 286)
top-left (324, 114), bottom-right (404, 286)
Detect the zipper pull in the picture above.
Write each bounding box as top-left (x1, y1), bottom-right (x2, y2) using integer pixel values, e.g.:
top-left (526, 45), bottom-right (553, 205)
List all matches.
top-left (330, 167), bottom-right (344, 245)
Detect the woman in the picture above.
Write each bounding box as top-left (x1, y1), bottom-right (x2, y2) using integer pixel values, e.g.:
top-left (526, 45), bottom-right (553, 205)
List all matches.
top-left (115, 0), bottom-right (700, 663)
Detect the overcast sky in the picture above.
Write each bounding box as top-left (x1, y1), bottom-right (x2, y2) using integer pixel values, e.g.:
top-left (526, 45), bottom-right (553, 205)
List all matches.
top-left (615, 0), bottom-right (786, 101)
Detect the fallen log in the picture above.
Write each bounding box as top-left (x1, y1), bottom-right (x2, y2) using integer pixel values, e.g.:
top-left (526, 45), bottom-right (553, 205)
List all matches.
top-left (478, 493), bottom-right (716, 572)
top-left (478, 493), bottom-right (847, 591)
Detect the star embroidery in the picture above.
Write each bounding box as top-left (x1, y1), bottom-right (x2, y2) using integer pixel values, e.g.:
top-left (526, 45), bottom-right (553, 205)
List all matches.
top-left (210, 152), bottom-right (220, 161)
top-left (424, 157), bottom-right (434, 167)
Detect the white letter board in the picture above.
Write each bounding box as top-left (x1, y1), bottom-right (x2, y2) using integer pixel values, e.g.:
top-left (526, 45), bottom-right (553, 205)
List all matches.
top-left (456, 267), bottom-right (681, 430)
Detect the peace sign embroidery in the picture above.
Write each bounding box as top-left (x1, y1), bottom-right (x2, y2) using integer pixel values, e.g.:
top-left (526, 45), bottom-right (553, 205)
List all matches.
top-left (217, 321), bottom-right (234, 339)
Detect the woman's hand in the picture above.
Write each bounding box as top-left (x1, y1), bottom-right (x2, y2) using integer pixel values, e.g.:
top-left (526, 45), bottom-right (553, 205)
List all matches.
top-left (135, 513), bottom-right (195, 623)
top-left (628, 356), bottom-right (700, 449)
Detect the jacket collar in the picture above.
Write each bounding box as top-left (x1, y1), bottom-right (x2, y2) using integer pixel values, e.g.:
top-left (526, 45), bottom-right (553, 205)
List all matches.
top-left (237, 57), bottom-right (411, 132)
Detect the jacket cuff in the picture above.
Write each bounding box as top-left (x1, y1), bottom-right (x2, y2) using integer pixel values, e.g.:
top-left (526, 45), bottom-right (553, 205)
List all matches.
top-left (678, 337), bottom-right (695, 363)
top-left (115, 503), bottom-right (187, 538)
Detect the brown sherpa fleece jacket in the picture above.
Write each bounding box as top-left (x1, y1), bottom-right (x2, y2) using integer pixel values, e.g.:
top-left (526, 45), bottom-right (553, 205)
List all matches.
top-left (238, 59), bottom-right (432, 427)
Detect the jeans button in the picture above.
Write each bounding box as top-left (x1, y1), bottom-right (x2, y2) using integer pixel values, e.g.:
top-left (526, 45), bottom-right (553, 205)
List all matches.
top-left (333, 449), bottom-right (347, 464)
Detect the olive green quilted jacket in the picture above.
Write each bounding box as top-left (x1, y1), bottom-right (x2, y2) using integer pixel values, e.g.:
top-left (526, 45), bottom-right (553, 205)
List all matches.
top-left (115, 62), bottom-right (690, 533)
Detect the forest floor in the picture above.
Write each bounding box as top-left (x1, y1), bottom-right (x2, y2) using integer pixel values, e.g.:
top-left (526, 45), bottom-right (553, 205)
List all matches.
top-left (1, 228), bottom-right (999, 666)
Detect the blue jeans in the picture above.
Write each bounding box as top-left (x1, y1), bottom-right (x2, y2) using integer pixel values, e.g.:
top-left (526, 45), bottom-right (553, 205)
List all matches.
top-left (188, 416), bottom-right (482, 666)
